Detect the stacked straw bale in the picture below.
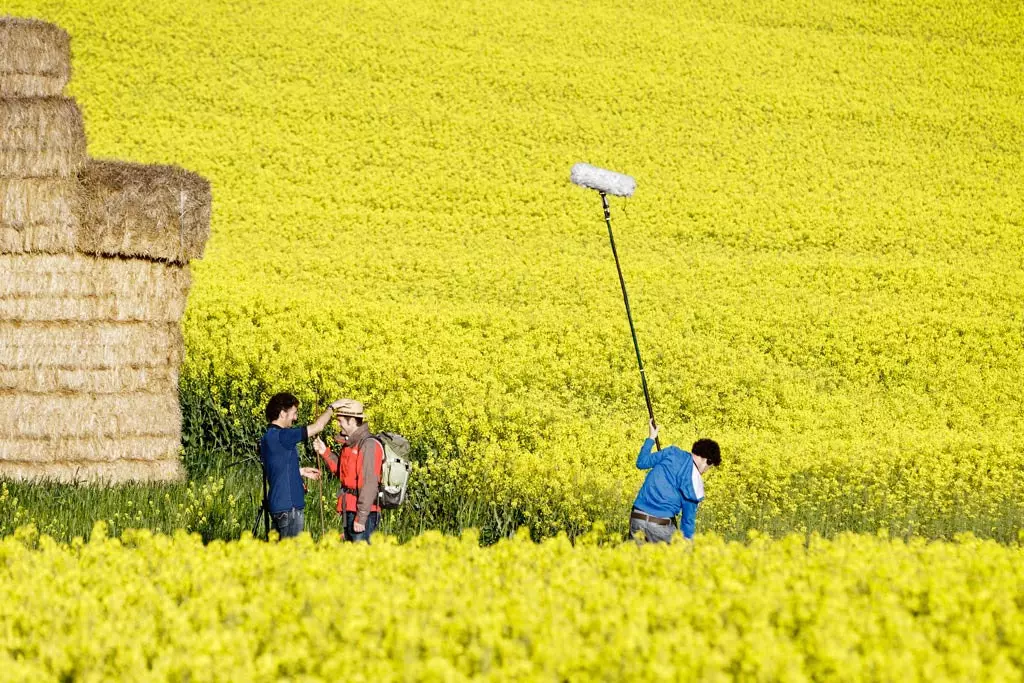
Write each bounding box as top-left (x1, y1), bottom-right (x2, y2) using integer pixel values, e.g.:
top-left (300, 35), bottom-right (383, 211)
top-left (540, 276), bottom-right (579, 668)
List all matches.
top-left (0, 17), bottom-right (211, 483)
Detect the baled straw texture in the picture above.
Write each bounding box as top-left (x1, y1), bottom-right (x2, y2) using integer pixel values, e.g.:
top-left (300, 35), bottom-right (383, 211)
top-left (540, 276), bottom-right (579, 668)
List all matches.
top-left (0, 291), bottom-right (189, 322)
top-left (0, 253), bottom-right (191, 298)
top-left (78, 160), bottom-right (211, 264)
top-left (0, 97), bottom-right (86, 177)
top-left (0, 220), bottom-right (77, 253)
top-left (0, 18), bottom-right (71, 97)
top-left (0, 436), bottom-right (181, 464)
top-left (1, 177), bottom-right (79, 227)
top-left (0, 255), bottom-right (192, 322)
top-left (0, 391), bottom-right (181, 439)
top-left (0, 457), bottom-right (183, 483)
top-left (0, 321), bottom-right (183, 369)
top-left (0, 365), bottom-right (178, 394)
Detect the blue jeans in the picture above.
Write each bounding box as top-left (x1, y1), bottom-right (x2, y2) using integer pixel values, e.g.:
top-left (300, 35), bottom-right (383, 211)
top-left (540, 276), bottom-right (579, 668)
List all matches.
top-left (344, 511), bottom-right (379, 543)
top-left (271, 508), bottom-right (304, 539)
top-left (629, 512), bottom-right (677, 544)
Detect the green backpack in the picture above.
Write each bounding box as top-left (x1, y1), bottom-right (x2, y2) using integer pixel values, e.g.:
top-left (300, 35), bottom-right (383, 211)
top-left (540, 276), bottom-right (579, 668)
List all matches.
top-left (374, 432), bottom-right (412, 509)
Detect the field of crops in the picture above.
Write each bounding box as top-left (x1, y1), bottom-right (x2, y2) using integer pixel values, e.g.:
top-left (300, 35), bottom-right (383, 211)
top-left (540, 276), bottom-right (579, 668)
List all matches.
top-left (3, 0), bottom-right (1023, 677)
top-left (1, 525), bottom-right (1022, 681)
top-left (6, 0), bottom-right (1021, 540)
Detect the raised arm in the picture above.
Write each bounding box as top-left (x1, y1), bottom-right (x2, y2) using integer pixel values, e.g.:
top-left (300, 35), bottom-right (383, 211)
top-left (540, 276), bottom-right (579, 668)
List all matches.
top-left (305, 406), bottom-right (334, 438)
top-left (636, 420), bottom-right (666, 469)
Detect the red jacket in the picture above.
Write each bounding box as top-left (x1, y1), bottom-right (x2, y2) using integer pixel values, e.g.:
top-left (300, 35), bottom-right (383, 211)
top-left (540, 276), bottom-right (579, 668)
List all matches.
top-left (319, 424), bottom-right (382, 525)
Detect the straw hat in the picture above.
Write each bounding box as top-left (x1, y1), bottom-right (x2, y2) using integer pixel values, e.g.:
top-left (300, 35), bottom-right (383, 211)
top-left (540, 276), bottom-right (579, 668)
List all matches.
top-left (331, 398), bottom-right (364, 418)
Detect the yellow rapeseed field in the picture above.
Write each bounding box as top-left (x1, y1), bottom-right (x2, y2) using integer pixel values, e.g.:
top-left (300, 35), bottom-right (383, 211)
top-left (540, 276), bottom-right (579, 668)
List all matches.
top-left (1, 525), bottom-right (1023, 681)
top-left (5, 0), bottom-right (1022, 539)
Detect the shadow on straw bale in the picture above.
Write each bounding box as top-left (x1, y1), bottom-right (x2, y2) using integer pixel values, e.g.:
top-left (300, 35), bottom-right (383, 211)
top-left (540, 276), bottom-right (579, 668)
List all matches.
top-left (0, 97), bottom-right (86, 177)
top-left (0, 17), bottom-right (71, 98)
top-left (78, 160), bottom-right (211, 264)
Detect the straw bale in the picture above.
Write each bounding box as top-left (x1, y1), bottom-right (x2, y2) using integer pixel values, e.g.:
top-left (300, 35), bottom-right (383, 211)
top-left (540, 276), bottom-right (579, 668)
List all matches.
top-left (78, 160), bottom-right (211, 264)
top-left (0, 321), bottom-right (183, 369)
top-left (0, 253), bottom-right (191, 298)
top-left (0, 18), bottom-right (71, 97)
top-left (0, 436), bottom-right (181, 464)
top-left (0, 73), bottom-right (67, 99)
top-left (0, 220), bottom-right (77, 253)
top-left (0, 292), bottom-right (188, 322)
top-left (0, 97), bottom-right (86, 177)
top-left (0, 391), bottom-right (181, 438)
top-left (0, 458), bottom-right (184, 484)
top-left (0, 365), bottom-right (178, 394)
top-left (1, 177), bottom-right (79, 227)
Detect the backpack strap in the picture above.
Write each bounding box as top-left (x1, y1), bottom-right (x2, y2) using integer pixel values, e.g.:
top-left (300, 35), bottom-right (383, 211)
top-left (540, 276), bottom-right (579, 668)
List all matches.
top-left (353, 434), bottom-right (385, 519)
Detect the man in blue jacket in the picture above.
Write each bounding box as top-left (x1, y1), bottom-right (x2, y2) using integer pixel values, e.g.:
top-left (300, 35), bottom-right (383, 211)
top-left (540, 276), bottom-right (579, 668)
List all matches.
top-left (259, 392), bottom-right (335, 539)
top-left (631, 420), bottom-right (721, 543)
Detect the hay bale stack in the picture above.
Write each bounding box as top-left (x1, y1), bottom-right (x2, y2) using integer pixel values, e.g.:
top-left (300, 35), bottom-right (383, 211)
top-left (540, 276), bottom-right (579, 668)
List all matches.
top-left (1, 19), bottom-right (85, 255)
top-left (0, 18), bottom-right (71, 97)
top-left (0, 17), bottom-right (211, 484)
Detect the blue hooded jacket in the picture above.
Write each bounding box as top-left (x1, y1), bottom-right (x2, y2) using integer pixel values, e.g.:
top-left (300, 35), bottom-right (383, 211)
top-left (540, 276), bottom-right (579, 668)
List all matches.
top-left (632, 439), bottom-right (705, 538)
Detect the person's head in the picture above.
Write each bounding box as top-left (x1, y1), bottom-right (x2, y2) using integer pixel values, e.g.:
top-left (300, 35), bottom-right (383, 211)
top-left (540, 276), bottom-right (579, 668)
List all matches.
top-left (691, 438), bottom-right (721, 475)
top-left (333, 398), bottom-right (366, 438)
top-left (266, 392), bottom-right (299, 426)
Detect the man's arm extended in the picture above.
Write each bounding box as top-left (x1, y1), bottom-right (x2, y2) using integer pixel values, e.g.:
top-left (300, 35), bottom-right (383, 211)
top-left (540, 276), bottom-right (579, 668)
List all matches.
top-left (636, 420), bottom-right (666, 469)
top-left (305, 407), bottom-right (334, 438)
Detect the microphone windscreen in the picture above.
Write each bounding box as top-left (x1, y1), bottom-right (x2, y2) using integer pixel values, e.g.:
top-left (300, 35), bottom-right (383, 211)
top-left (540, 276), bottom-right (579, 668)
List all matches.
top-left (570, 163), bottom-right (636, 197)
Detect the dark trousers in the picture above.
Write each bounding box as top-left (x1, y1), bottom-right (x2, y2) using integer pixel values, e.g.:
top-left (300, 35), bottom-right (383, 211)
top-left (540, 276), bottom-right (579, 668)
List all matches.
top-left (271, 508), bottom-right (304, 539)
top-left (343, 511), bottom-right (379, 543)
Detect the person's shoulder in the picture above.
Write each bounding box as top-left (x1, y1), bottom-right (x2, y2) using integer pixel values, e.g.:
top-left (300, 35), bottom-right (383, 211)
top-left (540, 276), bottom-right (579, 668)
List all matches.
top-left (667, 445), bottom-right (691, 460)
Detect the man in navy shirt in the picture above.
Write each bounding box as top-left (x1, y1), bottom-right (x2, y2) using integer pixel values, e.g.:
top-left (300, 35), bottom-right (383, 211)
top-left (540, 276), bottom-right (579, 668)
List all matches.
top-left (630, 420), bottom-right (721, 543)
top-left (259, 392), bottom-right (335, 538)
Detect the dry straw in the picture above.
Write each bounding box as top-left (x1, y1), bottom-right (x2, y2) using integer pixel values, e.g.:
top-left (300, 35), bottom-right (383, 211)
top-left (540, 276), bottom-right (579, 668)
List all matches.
top-left (0, 366), bottom-right (178, 394)
top-left (0, 392), bottom-right (181, 439)
top-left (0, 436), bottom-right (182, 464)
top-left (0, 97), bottom-right (86, 177)
top-left (0, 292), bottom-right (190, 323)
top-left (1, 177), bottom-right (79, 227)
top-left (78, 160), bottom-right (211, 264)
top-left (0, 254), bottom-right (191, 298)
top-left (0, 458), bottom-right (183, 483)
top-left (0, 221), bottom-right (77, 253)
top-left (0, 17), bottom-right (71, 98)
top-left (0, 18), bottom-right (212, 484)
top-left (0, 321), bottom-right (183, 368)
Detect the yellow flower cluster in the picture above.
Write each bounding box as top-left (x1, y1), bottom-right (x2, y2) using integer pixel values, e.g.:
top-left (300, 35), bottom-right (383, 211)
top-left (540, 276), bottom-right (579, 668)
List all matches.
top-left (1, 526), bottom-right (1023, 680)
top-left (6, 0), bottom-right (1022, 537)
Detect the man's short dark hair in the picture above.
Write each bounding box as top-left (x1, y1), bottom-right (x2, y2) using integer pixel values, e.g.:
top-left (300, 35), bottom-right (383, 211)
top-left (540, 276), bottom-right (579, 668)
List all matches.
top-left (692, 439), bottom-right (721, 467)
top-left (265, 392), bottom-right (299, 423)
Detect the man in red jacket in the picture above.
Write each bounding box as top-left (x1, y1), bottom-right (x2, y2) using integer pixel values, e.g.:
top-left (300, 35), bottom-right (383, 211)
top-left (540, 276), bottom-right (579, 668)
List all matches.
top-left (312, 399), bottom-right (383, 542)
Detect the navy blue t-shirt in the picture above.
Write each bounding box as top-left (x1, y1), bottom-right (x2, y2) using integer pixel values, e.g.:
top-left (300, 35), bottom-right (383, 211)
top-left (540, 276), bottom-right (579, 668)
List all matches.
top-left (259, 425), bottom-right (308, 514)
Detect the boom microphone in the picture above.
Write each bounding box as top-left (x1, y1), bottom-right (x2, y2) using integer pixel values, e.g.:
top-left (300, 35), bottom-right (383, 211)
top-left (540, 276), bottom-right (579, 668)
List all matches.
top-left (569, 162), bottom-right (660, 449)
top-left (570, 162), bottom-right (636, 197)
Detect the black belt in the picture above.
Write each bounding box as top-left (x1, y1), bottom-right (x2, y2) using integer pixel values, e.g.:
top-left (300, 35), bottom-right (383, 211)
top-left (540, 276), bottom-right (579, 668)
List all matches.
top-left (630, 509), bottom-right (676, 526)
